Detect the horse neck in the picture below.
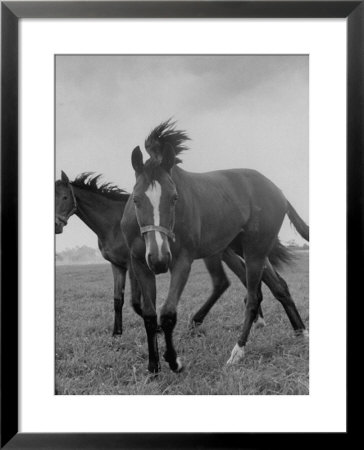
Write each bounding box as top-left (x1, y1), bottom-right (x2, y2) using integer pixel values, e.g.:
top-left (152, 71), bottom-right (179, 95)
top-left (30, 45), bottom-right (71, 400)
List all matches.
top-left (72, 186), bottom-right (128, 240)
top-left (171, 165), bottom-right (204, 216)
top-left (172, 165), bottom-right (190, 190)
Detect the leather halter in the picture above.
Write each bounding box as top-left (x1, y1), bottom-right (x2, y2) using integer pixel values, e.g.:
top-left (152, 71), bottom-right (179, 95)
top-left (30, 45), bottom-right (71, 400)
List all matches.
top-left (56, 183), bottom-right (78, 225)
top-left (140, 225), bottom-right (176, 242)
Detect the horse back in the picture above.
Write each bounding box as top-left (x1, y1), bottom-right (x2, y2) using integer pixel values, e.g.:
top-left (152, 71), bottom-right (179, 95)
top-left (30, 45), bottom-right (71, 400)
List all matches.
top-left (173, 167), bottom-right (287, 258)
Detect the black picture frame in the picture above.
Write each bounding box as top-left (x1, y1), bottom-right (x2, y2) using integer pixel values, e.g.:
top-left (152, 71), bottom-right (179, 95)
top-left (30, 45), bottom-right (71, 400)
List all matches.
top-left (1, 1), bottom-right (360, 448)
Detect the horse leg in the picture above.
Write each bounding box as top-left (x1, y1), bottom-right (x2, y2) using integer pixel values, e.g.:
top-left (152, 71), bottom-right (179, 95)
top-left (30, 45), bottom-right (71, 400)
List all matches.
top-left (111, 264), bottom-right (126, 336)
top-left (129, 263), bottom-right (162, 333)
top-left (128, 263), bottom-right (143, 319)
top-left (160, 253), bottom-right (192, 373)
top-left (191, 254), bottom-right (230, 326)
top-left (222, 248), bottom-right (265, 327)
top-left (227, 251), bottom-right (266, 365)
top-left (131, 256), bottom-right (160, 374)
top-left (244, 291), bottom-right (265, 328)
top-left (262, 260), bottom-right (307, 336)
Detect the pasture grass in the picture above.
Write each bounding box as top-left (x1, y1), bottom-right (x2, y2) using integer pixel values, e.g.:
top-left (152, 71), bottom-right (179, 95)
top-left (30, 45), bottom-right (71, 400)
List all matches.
top-left (55, 253), bottom-right (309, 395)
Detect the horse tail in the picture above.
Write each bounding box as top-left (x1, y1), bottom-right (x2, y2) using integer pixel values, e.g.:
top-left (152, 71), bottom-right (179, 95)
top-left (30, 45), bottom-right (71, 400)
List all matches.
top-left (286, 201), bottom-right (309, 241)
top-left (268, 239), bottom-right (295, 269)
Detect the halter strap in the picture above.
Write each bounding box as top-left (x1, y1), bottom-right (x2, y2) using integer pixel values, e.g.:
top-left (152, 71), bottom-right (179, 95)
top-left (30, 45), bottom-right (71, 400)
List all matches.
top-left (56, 183), bottom-right (78, 225)
top-left (140, 225), bottom-right (176, 242)
top-left (69, 183), bottom-right (78, 213)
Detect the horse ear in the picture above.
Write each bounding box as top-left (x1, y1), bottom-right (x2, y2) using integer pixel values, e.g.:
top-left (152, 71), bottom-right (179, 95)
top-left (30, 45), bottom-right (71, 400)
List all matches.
top-left (61, 170), bottom-right (70, 184)
top-left (161, 142), bottom-right (175, 173)
top-left (131, 146), bottom-right (144, 174)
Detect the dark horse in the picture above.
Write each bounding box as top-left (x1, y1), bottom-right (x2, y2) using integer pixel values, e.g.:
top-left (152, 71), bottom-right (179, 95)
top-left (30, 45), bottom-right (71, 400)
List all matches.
top-left (121, 120), bottom-right (309, 373)
top-left (55, 171), bottom-right (140, 336)
top-left (55, 171), bottom-right (284, 336)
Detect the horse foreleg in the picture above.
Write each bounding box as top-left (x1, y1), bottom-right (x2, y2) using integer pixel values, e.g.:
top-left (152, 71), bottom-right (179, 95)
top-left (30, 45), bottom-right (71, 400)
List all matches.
top-left (131, 256), bottom-right (160, 374)
top-left (191, 254), bottom-right (230, 326)
top-left (111, 264), bottom-right (126, 336)
top-left (128, 263), bottom-right (143, 318)
top-left (160, 253), bottom-right (192, 373)
top-left (222, 248), bottom-right (265, 327)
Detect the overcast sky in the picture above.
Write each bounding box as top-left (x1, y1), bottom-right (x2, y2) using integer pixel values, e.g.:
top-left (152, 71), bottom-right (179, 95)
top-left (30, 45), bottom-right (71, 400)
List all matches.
top-left (56, 55), bottom-right (308, 252)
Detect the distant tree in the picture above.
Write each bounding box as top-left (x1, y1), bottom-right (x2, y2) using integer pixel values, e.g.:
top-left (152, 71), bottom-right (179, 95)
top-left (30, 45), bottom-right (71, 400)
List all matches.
top-left (56, 245), bottom-right (104, 264)
top-left (55, 253), bottom-right (63, 261)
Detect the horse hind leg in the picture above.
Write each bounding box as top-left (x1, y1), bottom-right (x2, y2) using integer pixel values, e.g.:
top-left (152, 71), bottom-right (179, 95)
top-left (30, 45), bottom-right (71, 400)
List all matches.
top-left (223, 248), bottom-right (266, 328)
top-left (244, 293), bottom-right (266, 328)
top-left (190, 254), bottom-right (230, 327)
top-left (227, 250), bottom-right (266, 365)
top-left (262, 260), bottom-right (307, 337)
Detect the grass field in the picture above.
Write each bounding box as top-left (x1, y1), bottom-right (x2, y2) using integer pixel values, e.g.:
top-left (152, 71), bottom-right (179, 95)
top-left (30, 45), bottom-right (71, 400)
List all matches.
top-left (55, 252), bottom-right (309, 395)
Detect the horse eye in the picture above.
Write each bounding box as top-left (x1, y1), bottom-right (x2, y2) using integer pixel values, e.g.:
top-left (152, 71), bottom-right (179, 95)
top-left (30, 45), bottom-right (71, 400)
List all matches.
top-left (172, 195), bottom-right (178, 203)
top-left (133, 197), bottom-right (140, 205)
top-left (63, 196), bottom-right (68, 201)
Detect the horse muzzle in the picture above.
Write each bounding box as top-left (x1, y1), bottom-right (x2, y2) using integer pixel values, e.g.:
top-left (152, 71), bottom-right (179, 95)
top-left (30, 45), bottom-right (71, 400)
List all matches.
top-left (55, 223), bottom-right (63, 234)
top-left (144, 230), bottom-right (172, 274)
top-left (55, 217), bottom-right (67, 234)
top-left (147, 252), bottom-right (171, 274)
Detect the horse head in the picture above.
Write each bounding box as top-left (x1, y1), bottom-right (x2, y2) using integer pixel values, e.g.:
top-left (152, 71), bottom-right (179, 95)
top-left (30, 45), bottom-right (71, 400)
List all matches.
top-left (131, 144), bottom-right (177, 274)
top-left (55, 171), bottom-right (77, 234)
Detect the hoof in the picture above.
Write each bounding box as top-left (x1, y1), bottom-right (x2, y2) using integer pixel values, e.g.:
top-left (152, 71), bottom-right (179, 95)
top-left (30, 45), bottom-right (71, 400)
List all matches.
top-left (146, 371), bottom-right (159, 381)
top-left (171, 357), bottom-right (184, 373)
top-left (188, 319), bottom-right (206, 336)
top-left (301, 329), bottom-right (309, 340)
top-left (295, 329), bottom-right (309, 340)
top-left (164, 352), bottom-right (183, 373)
top-left (189, 318), bottom-right (203, 329)
top-left (255, 316), bottom-right (266, 329)
top-left (226, 343), bottom-right (245, 365)
top-left (147, 362), bottom-right (161, 374)
top-left (189, 326), bottom-right (206, 337)
top-left (112, 330), bottom-right (123, 337)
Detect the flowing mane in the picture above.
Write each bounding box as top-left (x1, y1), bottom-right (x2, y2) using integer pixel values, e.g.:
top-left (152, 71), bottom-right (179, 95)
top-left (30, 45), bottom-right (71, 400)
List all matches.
top-left (144, 119), bottom-right (190, 165)
top-left (71, 172), bottom-right (130, 202)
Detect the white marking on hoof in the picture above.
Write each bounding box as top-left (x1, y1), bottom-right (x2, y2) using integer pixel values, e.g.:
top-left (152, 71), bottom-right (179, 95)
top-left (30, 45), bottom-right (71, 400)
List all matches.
top-left (176, 357), bottom-right (183, 372)
top-left (255, 316), bottom-right (266, 329)
top-left (226, 343), bottom-right (245, 365)
top-left (302, 330), bottom-right (309, 339)
top-left (296, 329), bottom-right (309, 339)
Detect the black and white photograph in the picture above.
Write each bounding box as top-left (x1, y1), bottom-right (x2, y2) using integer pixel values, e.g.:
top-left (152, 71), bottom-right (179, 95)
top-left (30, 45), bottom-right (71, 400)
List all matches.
top-left (55, 54), bottom-right (309, 395)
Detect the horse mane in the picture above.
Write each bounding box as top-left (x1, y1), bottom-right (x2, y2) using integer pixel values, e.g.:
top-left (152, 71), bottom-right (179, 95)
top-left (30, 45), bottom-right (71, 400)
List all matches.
top-left (71, 172), bottom-right (130, 202)
top-left (144, 119), bottom-right (190, 165)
